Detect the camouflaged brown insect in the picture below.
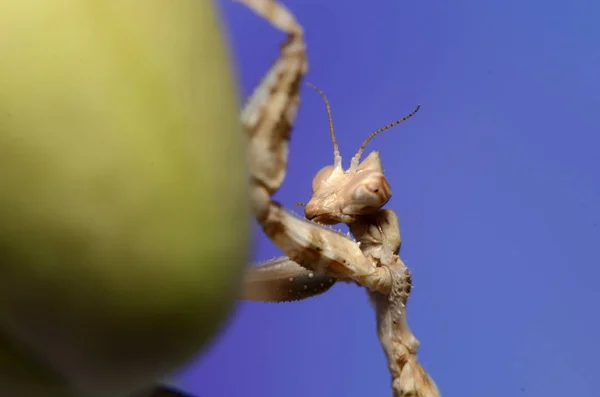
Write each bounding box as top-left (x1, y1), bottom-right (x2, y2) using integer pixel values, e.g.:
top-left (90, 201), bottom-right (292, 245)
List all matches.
top-left (238, 1), bottom-right (440, 396)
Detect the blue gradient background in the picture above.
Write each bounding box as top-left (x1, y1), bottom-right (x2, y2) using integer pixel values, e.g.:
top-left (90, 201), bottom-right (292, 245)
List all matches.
top-left (175, 1), bottom-right (599, 396)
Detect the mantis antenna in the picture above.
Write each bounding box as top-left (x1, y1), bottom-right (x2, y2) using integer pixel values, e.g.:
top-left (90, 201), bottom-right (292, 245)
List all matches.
top-left (350, 104), bottom-right (421, 169)
top-left (306, 82), bottom-right (342, 168)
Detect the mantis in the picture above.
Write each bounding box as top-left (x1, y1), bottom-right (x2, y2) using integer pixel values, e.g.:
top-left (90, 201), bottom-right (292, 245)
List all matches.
top-left (238, 0), bottom-right (440, 396)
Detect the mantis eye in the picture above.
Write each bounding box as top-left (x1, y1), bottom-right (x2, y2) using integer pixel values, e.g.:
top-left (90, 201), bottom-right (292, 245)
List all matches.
top-left (342, 171), bottom-right (391, 214)
top-left (311, 165), bottom-right (335, 192)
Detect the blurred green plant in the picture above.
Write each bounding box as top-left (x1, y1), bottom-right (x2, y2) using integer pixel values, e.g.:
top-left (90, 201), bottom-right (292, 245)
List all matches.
top-left (0, 1), bottom-right (250, 396)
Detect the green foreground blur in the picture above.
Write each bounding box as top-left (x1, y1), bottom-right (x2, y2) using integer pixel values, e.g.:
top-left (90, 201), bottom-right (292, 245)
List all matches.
top-left (0, 1), bottom-right (250, 396)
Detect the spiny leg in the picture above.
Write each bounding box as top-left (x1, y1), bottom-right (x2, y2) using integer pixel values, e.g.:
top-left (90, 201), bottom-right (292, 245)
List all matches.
top-left (242, 257), bottom-right (337, 302)
top-left (261, 205), bottom-right (392, 293)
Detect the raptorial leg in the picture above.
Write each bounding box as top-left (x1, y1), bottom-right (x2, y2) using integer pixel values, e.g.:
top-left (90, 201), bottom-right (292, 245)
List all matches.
top-left (241, 257), bottom-right (337, 302)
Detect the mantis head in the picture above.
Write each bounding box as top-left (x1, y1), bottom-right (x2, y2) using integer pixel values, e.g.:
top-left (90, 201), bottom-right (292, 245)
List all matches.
top-left (303, 83), bottom-right (420, 225)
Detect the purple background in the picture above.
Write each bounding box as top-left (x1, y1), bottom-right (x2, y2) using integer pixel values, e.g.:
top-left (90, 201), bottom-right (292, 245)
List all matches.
top-left (172, 1), bottom-right (599, 396)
